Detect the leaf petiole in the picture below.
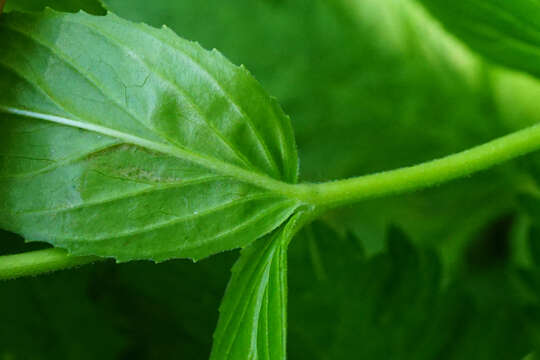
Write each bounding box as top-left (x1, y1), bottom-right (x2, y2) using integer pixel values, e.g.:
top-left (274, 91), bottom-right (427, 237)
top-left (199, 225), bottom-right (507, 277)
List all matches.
top-left (300, 122), bottom-right (540, 208)
top-left (0, 248), bottom-right (100, 280)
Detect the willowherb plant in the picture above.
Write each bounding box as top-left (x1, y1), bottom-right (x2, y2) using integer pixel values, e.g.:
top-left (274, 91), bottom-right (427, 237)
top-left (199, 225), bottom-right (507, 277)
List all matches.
top-left (3, 0), bottom-right (540, 359)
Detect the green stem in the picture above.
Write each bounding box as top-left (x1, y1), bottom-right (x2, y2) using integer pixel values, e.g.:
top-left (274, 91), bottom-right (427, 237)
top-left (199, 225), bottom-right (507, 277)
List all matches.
top-left (0, 248), bottom-right (100, 281)
top-left (301, 122), bottom-right (540, 207)
top-left (3, 123), bottom-right (540, 280)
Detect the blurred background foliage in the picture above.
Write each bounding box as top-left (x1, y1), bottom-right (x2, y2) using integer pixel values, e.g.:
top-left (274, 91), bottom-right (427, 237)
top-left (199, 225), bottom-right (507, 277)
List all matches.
top-left (4, 0), bottom-right (540, 358)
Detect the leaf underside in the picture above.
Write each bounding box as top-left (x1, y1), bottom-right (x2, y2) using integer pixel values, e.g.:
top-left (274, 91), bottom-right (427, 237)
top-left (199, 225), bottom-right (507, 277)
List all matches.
top-left (0, 10), bottom-right (299, 262)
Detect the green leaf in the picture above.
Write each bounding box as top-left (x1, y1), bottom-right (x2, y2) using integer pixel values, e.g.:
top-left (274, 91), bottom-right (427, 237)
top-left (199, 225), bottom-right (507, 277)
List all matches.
top-left (210, 214), bottom-right (302, 360)
top-left (0, 244), bottom-right (125, 360)
top-left (4, 0), bottom-right (106, 15)
top-left (0, 10), bottom-right (300, 262)
top-left (416, 0), bottom-right (540, 79)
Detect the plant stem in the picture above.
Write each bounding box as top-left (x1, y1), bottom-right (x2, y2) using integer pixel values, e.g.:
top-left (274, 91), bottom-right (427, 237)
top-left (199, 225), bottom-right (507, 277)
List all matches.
top-left (3, 123), bottom-right (540, 280)
top-left (301, 122), bottom-right (540, 207)
top-left (0, 248), bottom-right (100, 281)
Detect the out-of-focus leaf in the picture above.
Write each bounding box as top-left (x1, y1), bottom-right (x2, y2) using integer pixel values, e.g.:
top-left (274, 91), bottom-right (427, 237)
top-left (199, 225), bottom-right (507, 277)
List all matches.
top-left (0, 10), bottom-right (300, 262)
top-left (4, 219), bottom-right (540, 359)
top-left (102, 0), bottom-right (540, 269)
top-left (4, 0), bottom-right (106, 15)
top-left (89, 251), bottom-right (237, 359)
top-left (287, 221), bottom-right (540, 359)
top-left (0, 231), bottom-right (124, 360)
top-left (416, 0), bottom-right (540, 80)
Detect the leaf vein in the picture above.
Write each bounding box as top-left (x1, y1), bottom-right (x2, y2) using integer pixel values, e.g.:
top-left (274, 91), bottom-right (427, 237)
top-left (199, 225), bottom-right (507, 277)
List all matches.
top-left (17, 174), bottom-right (225, 215)
top-left (44, 19), bottom-right (262, 174)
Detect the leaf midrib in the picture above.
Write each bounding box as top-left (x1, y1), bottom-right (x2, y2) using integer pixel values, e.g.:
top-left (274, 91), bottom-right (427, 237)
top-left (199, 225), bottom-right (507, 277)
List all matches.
top-left (0, 106), bottom-right (301, 200)
top-left (0, 15), bottom-right (303, 202)
top-left (33, 193), bottom-right (292, 241)
top-left (13, 174), bottom-right (226, 215)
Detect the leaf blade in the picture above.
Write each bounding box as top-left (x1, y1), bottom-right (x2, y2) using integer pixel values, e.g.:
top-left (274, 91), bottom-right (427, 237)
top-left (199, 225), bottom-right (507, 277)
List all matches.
top-left (210, 214), bottom-right (298, 360)
top-left (0, 10), bottom-right (300, 261)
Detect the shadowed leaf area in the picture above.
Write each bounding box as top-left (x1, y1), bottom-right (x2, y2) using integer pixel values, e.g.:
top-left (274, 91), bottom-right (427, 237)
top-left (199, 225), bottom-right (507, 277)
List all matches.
top-left (103, 0), bottom-right (540, 269)
top-left (4, 218), bottom-right (540, 359)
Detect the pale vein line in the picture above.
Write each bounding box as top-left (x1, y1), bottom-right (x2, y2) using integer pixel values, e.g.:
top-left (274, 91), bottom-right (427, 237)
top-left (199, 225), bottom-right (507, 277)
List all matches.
top-left (0, 23), bottom-right (300, 197)
top-left (139, 23), bottom-right (285, 178)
